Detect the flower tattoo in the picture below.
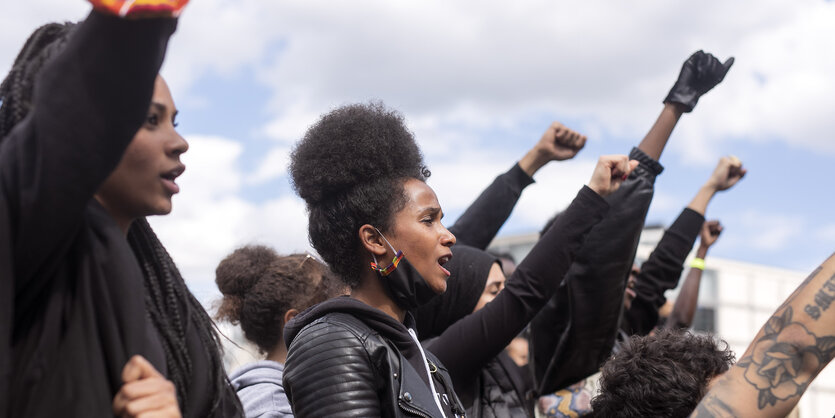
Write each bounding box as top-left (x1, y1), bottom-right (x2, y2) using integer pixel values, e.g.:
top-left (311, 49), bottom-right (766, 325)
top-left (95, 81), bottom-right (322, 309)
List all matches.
top-left (737, 306), bottom-right (835, 409)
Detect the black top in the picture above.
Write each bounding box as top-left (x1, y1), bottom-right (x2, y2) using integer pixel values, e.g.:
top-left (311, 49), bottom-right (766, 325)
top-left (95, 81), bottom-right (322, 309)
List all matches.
top-left (425, 186), bottom-right (609, 409)
top-left (528, 147), bottom-right (664, 394)
top-left (621, 207), bottom-right (704, 336)
top-left (447, 163), bottom-right (534, 250)
top-left (0, 11), bottom-right (232, 418)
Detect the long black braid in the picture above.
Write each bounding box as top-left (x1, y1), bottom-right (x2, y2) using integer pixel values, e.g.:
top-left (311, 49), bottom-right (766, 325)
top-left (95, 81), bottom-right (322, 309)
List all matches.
top-left (0, 22), bottom-right (75, 139)
top-left (1, 21), bottom-right (242, 417)
top-left (128, 219), bottom-right (241, 416)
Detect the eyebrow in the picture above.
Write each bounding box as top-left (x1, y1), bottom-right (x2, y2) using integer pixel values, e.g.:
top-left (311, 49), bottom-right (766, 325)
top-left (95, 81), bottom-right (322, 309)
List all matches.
top-left (421, 206), bottom-right (442, 219)
top-left (150, 101), bottom-right (178, 118)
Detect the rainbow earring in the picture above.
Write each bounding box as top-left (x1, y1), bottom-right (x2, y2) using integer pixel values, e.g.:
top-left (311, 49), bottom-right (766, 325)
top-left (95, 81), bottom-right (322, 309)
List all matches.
top-left (369, 227), bottom-right (403, 276)
top-left (371, 251), bottom-right (404, 276)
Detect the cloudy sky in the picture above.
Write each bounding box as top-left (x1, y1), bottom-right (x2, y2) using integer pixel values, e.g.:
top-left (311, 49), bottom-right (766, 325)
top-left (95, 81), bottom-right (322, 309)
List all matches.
top-left (3, 0), bottom-right (834, 304)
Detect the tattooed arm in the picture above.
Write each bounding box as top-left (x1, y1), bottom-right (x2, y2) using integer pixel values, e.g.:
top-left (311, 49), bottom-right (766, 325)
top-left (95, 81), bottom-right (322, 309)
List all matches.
top-left (691, 253), bottom-right (835, 417)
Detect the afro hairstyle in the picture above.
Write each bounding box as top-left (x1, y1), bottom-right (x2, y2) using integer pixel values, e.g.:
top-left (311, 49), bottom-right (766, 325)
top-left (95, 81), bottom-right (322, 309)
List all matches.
top-left (289, 102), bottom-right (430, 286)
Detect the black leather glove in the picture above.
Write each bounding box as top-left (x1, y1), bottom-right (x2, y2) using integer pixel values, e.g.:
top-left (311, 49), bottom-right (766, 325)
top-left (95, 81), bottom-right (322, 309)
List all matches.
top-left (664, 50), bottom-right (734, 112)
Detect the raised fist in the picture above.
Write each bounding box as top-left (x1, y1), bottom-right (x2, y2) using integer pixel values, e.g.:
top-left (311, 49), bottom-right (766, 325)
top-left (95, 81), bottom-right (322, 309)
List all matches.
top-left (706, 155), bottom-right (746, 192)
top-left (587, 155), bottom-right (639, 197)
top-left (538, 122), bottom-right (587, 161)
top-left (664, 50), bottom-right (734, 112)
top-left (700, 220), bottom-right (723, 249)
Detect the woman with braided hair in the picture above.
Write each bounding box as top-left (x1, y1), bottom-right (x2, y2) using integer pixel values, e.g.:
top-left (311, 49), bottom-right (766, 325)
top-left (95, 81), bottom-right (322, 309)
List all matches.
top-left (0, 2), bottom-right (241, 417)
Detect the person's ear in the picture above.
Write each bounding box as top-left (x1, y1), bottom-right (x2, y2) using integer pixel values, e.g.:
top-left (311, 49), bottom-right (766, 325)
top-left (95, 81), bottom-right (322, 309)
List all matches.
top-left (283, 308), bottom-right (300, 326)
top-left (358, 224), bottom-right (388, 256)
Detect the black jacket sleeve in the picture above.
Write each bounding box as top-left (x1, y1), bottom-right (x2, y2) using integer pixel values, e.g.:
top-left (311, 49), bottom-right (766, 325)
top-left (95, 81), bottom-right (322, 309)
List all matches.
top-left (447, 163), bottom-right (534, 249)
top-left (0, 11), bottom-right (175, 414)
top-left (426, 187), bottom-right (608, 395)
top-left (622, 207), bottom-right (704, 336)
top-left (528, 147), bottom-right (663, 395)
top-left (283, 321), bottom-right (382, 418)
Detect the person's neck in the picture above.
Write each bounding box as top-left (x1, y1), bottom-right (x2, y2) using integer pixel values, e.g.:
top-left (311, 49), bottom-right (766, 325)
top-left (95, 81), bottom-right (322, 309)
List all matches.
top-left (351, 270), bottom-right (405, 323)
top-left (93, 195), bottom-right (134, 235)
top-left (266, 340), bottom-right (288, 364)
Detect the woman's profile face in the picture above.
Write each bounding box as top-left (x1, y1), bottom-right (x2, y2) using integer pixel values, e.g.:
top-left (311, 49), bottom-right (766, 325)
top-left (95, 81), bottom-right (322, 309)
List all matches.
top-left (473, 262), bottom-right (505, 312)
top-left (386, 178), bottom-right (456, 294)
top-left (95, 76), bottom-right (188, 226)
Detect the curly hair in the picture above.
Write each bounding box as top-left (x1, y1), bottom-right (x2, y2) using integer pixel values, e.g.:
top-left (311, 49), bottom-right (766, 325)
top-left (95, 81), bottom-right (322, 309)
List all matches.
top-left (289, 102), bottom-right (430, 287)
top-left (591, 329), bottom-right (735, 417)
top-left (215, 246), bottom-right (344, 353)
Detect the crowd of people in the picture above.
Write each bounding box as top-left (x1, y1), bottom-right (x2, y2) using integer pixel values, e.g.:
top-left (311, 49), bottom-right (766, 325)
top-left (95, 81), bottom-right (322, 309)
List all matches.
top-left (1, 1), bottom-right (833, 417)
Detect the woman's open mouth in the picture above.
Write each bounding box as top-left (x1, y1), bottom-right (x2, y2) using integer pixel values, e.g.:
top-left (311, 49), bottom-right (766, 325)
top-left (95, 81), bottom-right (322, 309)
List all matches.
top-left (438, 254), bottom-right (452, 277)
top-left (160, 165), bottom-right (185, 194)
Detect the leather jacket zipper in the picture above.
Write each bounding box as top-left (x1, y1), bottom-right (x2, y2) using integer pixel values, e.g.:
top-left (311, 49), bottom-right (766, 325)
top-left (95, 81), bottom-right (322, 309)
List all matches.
top-left (399, 399), bottom-right (434, 418)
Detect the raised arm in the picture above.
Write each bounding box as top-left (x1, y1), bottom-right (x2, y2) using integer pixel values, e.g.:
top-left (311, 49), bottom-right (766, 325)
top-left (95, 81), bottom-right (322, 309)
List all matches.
top-left (692, 253), bottom-right (835, 417)
top-left (621, 208), bottom-right (704, 336)
top-left (625, 156), bottom-right (744, 336)
top-left (1, 9), bottom-right (177, 289)
top-left (641, 50), bottom-right (734, 160)
top-left (448, 122), bottom-right (585, 249)
top-left (529, 147), bottom-right (660, 394)
top-left (427, 156), bottom-right (635, 392)
top-left (529, 50), bottom-right (735, 395)
top-left (666, 220), bottom-right (722, 329)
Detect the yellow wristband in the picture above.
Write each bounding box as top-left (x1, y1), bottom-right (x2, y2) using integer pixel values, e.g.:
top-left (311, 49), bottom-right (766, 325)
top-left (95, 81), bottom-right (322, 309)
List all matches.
top-left (690, 257), bottom-right (705, 270)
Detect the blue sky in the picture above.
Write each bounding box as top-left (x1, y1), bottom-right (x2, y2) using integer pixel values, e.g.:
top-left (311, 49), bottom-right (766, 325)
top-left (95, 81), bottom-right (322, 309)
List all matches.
top-left (3, 0), bottom-right (834, 302)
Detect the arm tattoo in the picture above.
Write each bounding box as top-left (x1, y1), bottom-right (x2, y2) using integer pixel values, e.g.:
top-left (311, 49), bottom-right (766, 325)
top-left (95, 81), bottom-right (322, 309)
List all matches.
top-left (803, 269), bottom-right (835, 320)
top-left (692, 393), bottom-right (737, 417)
top-left (735, 306), bottom-right (835, 409)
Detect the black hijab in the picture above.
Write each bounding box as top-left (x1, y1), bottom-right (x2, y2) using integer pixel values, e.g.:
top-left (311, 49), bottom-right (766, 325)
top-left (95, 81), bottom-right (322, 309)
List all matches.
top-left (413, 244), bottom-right (499, 339)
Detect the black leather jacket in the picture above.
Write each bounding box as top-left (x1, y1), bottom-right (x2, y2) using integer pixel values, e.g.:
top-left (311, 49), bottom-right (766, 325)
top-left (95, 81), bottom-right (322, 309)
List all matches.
top-left (284, 299), bottom-right (466, 418)
top-left (470, 352), bottom-right (535, 418)
top-left (529, 147), bottom-right (664, 394)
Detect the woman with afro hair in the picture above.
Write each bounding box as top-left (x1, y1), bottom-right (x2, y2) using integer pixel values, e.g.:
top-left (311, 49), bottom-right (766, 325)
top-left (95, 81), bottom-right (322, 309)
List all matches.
top-left (0, 2), bottom-right (241, 417)
top-left (282, 101), bottom-right (636, 417)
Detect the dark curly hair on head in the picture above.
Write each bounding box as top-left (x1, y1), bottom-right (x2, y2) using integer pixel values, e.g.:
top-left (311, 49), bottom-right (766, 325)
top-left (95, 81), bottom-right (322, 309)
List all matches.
top-left (591, 328), bottom-right (735, 418)
top-left (215, 246), bottom-right (343, 353)
top-left (290, 102), bottom-right (430, 287)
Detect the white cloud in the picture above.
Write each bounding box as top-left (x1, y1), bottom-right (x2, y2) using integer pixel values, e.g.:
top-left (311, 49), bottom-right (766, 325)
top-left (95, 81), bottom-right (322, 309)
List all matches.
top-left (248, 146), bottom-right (291, 184)
top-left (6, 0), bottom-right (835, 292)
top-left (204, 0), bottom-right (835, 162)
top-left (148, 135), bottom-right (313, 294)
top-left (9, 0), bottom-right (835, 163)
top-left (0, 1), bottom-right (87, 74)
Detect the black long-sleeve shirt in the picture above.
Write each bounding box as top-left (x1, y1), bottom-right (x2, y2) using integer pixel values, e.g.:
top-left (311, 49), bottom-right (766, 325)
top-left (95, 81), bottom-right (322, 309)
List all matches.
top-left (529, 147), bottom-right (664, 394)
top-left (426, 187), bottom-right (608, 408)
top-left (621, 208), bottom-right (704, 336)
top-left (448, 163), bottom-right (534, 250)
top-left (0, 11), bottom-right (230, 417)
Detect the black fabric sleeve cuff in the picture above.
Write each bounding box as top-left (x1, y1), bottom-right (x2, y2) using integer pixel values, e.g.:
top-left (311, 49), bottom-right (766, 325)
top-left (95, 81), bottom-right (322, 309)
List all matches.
top-left (629, 147), bottom-right (664, 178)
top-left (576, 185), bottom-right (610, 214)
top-left (507, 163), bottom-right (536, 190)
top-left (668, 208), bottom-right (705, 242)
